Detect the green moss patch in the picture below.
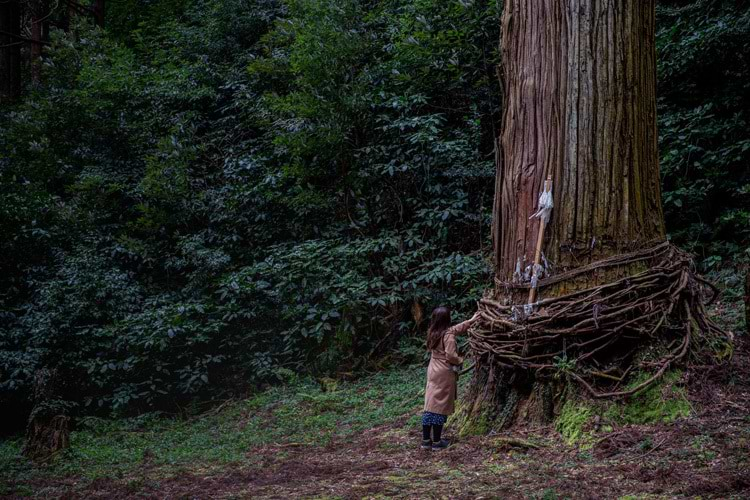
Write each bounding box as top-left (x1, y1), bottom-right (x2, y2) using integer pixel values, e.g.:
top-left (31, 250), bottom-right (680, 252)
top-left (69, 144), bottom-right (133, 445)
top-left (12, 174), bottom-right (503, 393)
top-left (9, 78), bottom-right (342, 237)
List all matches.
top-left (459, 410), bottom-right (492, 437)
top-left (554, 370), bottom-right (690, 447)
top-left (603, 370), bottom-right (690, 425)
top-left (449, 401), bottom-right (490, 437)
top-left (556, 400), bottom-right (594, 446)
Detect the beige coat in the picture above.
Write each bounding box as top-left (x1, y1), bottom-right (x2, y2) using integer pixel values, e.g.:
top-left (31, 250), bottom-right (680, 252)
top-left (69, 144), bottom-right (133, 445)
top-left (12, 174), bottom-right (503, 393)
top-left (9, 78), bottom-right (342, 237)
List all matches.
top-left (423, 319), bottom-right (472, 415)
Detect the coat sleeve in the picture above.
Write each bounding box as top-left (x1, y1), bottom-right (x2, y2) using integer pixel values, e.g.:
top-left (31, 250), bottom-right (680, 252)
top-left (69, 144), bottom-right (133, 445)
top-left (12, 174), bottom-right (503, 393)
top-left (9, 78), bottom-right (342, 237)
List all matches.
top-left (447, 319), bottom-right (473, 337)
top-left (444, 334), bottom-right (462, 365)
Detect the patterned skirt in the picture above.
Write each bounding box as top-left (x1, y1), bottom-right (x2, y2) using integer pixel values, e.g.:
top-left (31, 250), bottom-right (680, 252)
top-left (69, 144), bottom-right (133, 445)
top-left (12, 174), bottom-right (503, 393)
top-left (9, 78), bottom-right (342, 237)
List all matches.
top-left (422, 411), bottom-right (447, 426)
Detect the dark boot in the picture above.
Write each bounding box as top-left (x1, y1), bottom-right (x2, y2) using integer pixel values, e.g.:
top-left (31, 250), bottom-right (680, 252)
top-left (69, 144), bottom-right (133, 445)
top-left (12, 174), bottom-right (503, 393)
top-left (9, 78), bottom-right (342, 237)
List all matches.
top-left (421, 425), bottom-right (432, 449)
top-left (432, 439), bottom-right (451, 450)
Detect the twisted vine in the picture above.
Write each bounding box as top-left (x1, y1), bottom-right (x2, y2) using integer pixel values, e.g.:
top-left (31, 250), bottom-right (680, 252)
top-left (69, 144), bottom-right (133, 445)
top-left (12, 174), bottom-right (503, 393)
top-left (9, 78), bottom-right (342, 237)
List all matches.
top-left (469, 242), bottom-right (732, 398)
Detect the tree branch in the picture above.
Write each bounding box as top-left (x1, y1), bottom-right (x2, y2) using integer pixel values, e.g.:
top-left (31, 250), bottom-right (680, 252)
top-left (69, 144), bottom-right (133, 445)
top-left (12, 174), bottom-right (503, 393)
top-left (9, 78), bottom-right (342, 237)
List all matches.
top-left (0, 29), bottom-right (50, 45)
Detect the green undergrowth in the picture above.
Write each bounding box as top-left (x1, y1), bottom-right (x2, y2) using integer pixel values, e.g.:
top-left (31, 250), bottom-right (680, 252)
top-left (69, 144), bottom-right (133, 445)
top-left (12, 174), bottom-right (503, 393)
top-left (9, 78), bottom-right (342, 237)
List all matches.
top-left (0, 367), bottom-right (424, 485)
top-left (556, 370), bottom-right (691, 447)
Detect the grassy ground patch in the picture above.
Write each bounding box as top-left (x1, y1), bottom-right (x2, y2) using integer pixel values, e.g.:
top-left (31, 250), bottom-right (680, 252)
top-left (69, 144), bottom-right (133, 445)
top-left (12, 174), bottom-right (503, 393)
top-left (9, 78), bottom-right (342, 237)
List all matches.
top-left (2, 320), bottom-right (747, 498)
top-left (0, 366), bottom-right (424, 485)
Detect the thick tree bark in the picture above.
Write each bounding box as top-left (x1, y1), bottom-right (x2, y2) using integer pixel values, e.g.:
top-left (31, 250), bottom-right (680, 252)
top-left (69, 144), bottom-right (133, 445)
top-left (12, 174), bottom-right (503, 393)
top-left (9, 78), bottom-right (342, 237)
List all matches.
top-left (495, 0), bottom-right (664, 285)
top-left (0, 0), bottom-right (22, 101)
top-left (459, 0), bottom-right (668, 433)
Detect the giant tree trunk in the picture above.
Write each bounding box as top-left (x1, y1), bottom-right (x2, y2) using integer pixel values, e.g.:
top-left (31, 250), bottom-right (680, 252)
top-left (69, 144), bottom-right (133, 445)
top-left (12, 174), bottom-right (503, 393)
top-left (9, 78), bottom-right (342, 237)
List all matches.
top-left (0, 0), bottom-right (22, 101)
top-left (457, 0), bottom-right (718, 433)
top-left (494, 0), bottom-right (664, 281)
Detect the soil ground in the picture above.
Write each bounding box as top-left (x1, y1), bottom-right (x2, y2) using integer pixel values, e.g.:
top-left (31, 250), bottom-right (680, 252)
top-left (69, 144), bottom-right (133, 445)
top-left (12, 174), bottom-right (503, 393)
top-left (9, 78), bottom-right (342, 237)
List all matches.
top-left (3, 346), bottom-right (749, 499)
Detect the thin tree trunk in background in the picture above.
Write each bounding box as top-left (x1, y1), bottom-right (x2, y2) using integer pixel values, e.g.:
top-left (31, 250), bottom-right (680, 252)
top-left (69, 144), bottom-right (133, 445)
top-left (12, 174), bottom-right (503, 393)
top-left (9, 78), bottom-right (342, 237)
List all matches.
top-left (65, 0), bottom-right (75, 30)
top-left (93, 0), bottom-right (104, 27)
top-left (0, 0), bottom-right (22, 101)
top-left (42, 7), bottom-right (49, 42)
top-left (745, 269), bottom-right (749, 335)
top-left (496, 0), bottom-right (664, 288)
top-left (30, 1), bottom-right (44, 84)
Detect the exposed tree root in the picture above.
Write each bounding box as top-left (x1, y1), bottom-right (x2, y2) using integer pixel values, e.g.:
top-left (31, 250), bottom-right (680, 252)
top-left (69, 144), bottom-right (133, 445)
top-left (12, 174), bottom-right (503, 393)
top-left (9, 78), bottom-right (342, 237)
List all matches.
top-left (469, 242), bottom-right (732, 403)
top-left (493, 436), bottom-right (542, 450)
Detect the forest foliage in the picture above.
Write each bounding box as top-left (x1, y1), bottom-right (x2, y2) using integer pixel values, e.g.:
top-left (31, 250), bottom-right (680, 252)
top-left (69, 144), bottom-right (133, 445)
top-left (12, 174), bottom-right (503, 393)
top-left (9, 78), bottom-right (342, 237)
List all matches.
top-left (0, 0), bottom-right (748, 422)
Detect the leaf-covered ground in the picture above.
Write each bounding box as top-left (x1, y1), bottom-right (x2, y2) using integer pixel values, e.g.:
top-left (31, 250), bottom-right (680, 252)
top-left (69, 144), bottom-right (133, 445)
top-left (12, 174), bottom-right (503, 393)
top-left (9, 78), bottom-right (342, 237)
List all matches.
top-left (2, 340), bottom-right (749, 499)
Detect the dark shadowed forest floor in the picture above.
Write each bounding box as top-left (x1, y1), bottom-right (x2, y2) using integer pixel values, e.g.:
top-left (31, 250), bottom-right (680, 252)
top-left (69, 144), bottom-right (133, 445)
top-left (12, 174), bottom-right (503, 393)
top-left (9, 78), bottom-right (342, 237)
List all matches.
top-left (2, 300), bottom-right (749, 499)
top-left (3, 349), bottom-right (748, 499)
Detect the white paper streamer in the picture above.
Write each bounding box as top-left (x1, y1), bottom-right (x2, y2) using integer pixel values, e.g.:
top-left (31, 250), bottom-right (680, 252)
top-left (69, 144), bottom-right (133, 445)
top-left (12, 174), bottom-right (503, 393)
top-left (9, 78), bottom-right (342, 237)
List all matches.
top-left (529, 187), bottom-right (554, 224)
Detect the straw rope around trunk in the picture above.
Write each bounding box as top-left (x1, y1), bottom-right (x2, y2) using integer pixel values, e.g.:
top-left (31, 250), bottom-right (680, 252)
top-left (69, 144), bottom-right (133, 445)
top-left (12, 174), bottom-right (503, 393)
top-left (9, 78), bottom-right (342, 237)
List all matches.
top-left (469, 242), bottom-right (732, 398)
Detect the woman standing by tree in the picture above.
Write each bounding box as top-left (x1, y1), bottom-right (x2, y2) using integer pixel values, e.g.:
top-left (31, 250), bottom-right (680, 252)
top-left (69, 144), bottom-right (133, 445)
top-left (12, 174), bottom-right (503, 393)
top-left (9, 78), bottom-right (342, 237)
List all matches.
top-left (421, 307), bottom-right (480, 450)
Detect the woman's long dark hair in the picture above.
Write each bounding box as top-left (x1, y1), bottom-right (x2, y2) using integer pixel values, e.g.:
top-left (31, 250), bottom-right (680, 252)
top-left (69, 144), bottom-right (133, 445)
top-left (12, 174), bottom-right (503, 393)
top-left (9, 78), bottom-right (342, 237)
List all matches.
top-left (427, 307), bottom-right (452, 350)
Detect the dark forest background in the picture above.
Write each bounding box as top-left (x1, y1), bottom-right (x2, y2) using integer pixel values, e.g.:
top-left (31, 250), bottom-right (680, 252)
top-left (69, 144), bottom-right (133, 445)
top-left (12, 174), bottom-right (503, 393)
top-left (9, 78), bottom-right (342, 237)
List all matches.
top-left (1, 0), bottom-right (748, 429)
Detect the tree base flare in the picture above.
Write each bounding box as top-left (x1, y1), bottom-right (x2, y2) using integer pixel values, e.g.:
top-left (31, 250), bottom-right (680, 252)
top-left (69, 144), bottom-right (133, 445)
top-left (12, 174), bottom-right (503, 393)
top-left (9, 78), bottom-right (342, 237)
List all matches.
top-left (23, 415), bottom-right (70, 463)
top-left (22, 369), bottom-right (72, 463)
top-left (458, 243), bottom-right (732, 434)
